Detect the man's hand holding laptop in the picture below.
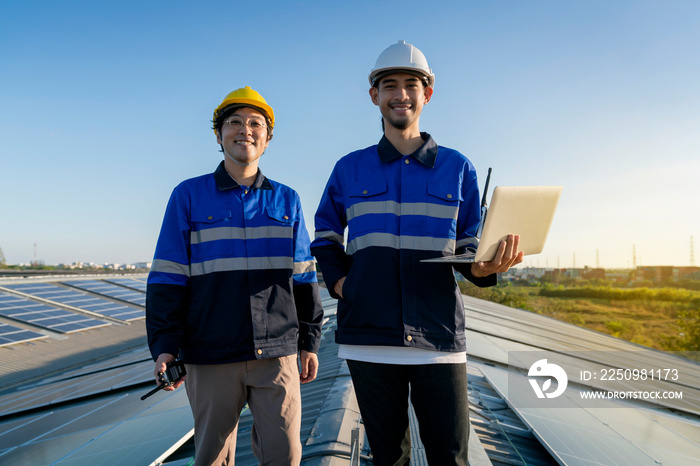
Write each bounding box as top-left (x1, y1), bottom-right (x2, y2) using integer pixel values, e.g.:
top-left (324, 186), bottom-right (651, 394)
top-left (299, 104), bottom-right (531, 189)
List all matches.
top-left (470, 234), bottom-right (524, 277)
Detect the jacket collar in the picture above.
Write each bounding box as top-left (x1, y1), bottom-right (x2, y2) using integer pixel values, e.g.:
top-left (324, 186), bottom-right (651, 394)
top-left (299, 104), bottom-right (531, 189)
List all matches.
top-left (377, 132), bottom-right (437, 168)
top-left (214, 161), bottom-right (273, 191)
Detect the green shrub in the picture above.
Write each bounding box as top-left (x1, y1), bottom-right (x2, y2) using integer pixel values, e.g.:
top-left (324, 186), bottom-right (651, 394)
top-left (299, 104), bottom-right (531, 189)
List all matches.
top-left (539, 285), bottom-right (696, 303)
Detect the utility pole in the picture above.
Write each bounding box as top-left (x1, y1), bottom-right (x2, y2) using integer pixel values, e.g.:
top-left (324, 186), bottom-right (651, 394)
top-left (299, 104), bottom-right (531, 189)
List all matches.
top-left (632, 244), bottom-right (637, 269)
top-left (596, 249), bottom-right (600, 268)
top-left (691, 236), bottom-right (696, 266)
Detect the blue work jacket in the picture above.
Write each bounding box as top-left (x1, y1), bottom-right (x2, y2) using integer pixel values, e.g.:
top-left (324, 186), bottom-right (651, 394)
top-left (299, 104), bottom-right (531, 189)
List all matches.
top-left (311, 134), bottom-right (495, 352)
top-left (147, 162), bottom-right (323, 364)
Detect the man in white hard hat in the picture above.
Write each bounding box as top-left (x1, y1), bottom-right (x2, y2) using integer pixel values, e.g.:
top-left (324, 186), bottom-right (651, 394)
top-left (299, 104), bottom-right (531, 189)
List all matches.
top-left (146, 86), bottom-right (324, 466)
top-left (311, 41), bottom-right (523, 465)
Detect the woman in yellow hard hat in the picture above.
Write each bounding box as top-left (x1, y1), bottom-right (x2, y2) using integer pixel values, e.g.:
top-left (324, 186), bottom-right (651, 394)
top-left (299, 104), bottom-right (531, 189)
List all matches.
top-left (147, 86), bottom-right (323, 466)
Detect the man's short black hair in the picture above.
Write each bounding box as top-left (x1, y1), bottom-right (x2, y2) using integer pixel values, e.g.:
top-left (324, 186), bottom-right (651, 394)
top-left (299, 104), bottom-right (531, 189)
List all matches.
top-left (372, 70), bottom-right (429, 89)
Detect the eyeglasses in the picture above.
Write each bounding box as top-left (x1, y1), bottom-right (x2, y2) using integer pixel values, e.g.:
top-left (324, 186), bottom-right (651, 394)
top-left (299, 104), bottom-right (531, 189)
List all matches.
top-left (224, 116), bottom-right (267, 132)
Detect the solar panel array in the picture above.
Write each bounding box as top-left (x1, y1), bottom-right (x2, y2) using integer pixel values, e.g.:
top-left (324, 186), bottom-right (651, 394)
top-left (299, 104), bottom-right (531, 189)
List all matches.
top-left (0, 292), bottom-right (110, 334)
top-left (2, 283), bottom-right (144, 322)
top-left (0, 322), bottom-right (48, 347)
top-left (62, 280), bottom-right (146, 306)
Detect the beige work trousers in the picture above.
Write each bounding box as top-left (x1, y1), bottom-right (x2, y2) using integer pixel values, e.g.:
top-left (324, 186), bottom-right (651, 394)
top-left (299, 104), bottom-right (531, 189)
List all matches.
top-left (184, 354), bottom-right (302, 466)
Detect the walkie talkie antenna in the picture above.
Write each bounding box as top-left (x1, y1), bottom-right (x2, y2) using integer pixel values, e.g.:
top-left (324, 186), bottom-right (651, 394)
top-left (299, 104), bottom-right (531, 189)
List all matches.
top-left (481, 167), bottom-right (492, 209)
top-left (141, 383), bottom-right (166, 401)
top-left (476, 168), bottom-right (493, 239)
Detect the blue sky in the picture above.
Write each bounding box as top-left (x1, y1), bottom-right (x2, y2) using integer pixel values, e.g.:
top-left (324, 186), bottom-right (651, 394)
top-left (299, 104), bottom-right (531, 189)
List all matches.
top-left (1, 0), bottom-right (699, 269)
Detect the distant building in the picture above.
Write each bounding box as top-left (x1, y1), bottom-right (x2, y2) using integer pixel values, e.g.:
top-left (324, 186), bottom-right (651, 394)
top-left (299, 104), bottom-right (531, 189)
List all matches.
top-left (605, 270), bottom-right (631, 284)
top-left (501, 266), bottom-right (548, 282)
top-left (503, 266), bottom-right (612, 283)
top-left (580, 266), bottom-right (605, 280)
top-left (633, 266), bottom-right (700, 283)
top-left (543, 268), bottom-right (566, 282)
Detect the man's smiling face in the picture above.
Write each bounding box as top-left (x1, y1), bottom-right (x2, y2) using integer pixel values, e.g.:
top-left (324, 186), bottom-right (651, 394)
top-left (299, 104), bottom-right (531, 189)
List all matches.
top-left (370, 72), bottom-right (433, 131)
top-left (216, 106), bottom-right (271, 168)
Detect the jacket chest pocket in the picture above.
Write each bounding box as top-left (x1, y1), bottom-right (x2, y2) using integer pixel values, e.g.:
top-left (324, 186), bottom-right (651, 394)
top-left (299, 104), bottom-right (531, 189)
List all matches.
top-left (190, 210), bottom-right (233, 260)
top-left (347, 180), bottom-right (389, 235)
top-left (264, 207), bottom-right (295, 254)
top-left (425, 182), bottom-right (460, 236)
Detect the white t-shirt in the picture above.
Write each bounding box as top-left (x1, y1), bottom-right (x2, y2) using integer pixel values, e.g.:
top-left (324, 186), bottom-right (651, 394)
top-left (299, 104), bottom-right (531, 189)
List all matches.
top-left (338, 344), bottom-right (467, 365)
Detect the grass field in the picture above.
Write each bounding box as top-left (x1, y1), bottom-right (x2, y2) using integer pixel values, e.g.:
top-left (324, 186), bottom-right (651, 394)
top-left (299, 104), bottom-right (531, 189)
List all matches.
top-left (459, 281), bottom-right (700, 352)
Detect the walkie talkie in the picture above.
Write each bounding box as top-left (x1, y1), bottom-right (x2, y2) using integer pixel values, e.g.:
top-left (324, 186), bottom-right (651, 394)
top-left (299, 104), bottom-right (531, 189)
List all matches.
top-left (141, 359), bottom-right (186, 401)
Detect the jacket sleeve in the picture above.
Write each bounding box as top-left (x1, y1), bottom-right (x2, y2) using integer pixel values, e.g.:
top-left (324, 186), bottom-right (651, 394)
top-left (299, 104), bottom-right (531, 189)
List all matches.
top-left (292, 199), bottom-right (324, 353)
top-left (310, 165), bottom-right (352, 299)
top-left (453, 163), bottom-right (497, 287)
top-left (146, 187), bottom-right (192, 361)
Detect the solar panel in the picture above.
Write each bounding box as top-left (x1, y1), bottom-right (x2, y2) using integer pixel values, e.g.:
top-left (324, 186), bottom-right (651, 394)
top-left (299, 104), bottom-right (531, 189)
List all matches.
top-left (62, 280), bottom-right (146, 306)
top-left (0, 356), bottom-right (154, 417)
top-left (0, 292), bottom-right (109, 334)
top-left (0, 322), bottom-right (48, 347)
top-left (0, 387), bottom-right (194, 466)
top-left (481, 365), bottom-right (700, 466)
top-left (462, 297), bottom-right (700, 416)
top-left (104, 278), bottom-right (148, 293)
top-left (2, 283), bottom-right (144, 322)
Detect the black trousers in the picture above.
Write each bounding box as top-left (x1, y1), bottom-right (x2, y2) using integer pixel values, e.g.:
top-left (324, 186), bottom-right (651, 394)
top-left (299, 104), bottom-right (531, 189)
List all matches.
top-left (346, 360), bottom-right (469, 466)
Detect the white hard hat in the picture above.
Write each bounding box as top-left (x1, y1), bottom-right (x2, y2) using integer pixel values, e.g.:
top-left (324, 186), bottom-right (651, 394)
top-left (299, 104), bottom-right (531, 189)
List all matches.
top-left (369, 40), bottom-right (435, 88)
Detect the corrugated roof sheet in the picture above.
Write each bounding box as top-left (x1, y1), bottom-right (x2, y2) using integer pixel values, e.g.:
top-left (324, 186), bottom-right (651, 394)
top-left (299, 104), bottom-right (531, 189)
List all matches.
top-left (1, 275), bottom-right (698, 465)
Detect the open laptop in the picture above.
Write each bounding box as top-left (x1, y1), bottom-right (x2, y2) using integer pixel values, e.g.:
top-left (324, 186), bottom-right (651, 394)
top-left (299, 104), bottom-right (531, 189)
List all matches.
top-left (422, 185), bottom-right (563, 264)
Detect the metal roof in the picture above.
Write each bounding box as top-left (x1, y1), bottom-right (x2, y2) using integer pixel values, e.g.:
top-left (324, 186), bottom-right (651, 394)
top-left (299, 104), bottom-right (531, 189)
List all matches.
top-left (0, 275), bottom-right (698, 465)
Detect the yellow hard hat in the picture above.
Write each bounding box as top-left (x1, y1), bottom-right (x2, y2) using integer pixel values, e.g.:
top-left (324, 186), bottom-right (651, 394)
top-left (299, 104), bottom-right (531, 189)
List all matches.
top-left (213, 86), bottom-right (275, 135)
